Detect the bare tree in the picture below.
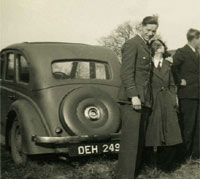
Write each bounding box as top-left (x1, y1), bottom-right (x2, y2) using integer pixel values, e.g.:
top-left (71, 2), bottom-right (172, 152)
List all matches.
top-left (98, 21), bottom-right (139, 59)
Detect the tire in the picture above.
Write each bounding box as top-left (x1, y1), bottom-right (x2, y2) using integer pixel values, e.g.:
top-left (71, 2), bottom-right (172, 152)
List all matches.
top-left (60, 87), bottom-right (120, 135)
top-left (10, 119), bottom-right (28, 165)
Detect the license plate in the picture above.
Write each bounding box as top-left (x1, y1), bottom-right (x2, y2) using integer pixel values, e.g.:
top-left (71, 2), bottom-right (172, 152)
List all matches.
top-left (69, 141), bottom-right (120, 156)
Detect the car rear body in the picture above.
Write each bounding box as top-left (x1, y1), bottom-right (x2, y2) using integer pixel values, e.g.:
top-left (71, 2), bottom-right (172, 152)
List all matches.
top-left (0, 42), bottom-right (121, 158)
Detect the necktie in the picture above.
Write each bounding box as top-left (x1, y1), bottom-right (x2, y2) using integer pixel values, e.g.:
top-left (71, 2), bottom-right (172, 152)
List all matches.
top-left (157, 61), bottom-right (161, 71)
top-left (195, 50), bottom-right (199, 59)
top-left (146, 41), bottom-right (150, 47)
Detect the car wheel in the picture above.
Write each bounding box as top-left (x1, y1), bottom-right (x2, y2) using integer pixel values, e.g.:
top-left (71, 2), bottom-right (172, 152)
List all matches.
top-left (60, 87), bottom-right (120, 135)
top-left (10, 119), bottom-right (27, 165)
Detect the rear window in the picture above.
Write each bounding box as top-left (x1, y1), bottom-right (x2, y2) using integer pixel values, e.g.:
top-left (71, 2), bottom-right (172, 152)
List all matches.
top-left (52, 60), bottom-right (111, 80)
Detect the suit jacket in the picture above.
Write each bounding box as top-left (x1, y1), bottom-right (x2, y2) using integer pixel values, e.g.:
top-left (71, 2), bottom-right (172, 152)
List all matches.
top-left (172, 45), bottom-right (199, 99)
top-left (118, 35), bottom-right (152, 107)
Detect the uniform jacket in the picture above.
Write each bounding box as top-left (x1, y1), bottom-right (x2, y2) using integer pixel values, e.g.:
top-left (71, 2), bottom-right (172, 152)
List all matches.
top-left (172, 45), bottom-right (199, 99)
top-left (145, 60), bottom-right (182, 146)
top-left (118, 35), bottom-right (152, 107)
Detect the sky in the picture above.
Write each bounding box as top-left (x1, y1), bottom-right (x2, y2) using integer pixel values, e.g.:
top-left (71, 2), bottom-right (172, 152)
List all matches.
top-left (1, 0), bottom-right (200, 50)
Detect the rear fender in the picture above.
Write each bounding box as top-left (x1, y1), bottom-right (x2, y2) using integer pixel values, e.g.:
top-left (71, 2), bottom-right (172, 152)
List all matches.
top-left (8, 99), bottom-right (55, 154)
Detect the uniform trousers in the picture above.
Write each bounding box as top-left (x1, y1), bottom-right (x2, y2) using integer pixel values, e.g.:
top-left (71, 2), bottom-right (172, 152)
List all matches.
top-left (116, 105), bottom-right (151, 179)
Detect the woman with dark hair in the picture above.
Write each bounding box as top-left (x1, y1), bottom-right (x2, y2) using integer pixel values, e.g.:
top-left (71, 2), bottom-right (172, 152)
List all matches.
top-left (145, 39), bottom-right (182, 170)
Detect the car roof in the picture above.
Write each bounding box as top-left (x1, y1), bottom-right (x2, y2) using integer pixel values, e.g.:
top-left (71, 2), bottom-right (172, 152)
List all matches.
top-left (2, 42), bottom-right (116, 63)
top-left (1, 42), bottom-right (121, 90)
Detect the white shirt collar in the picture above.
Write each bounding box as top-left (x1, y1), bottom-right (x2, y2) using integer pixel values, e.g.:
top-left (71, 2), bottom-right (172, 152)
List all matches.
top-left (187, 43), bottom-right (196, 53)
top-left (153, 57), bottom-right (163, 68)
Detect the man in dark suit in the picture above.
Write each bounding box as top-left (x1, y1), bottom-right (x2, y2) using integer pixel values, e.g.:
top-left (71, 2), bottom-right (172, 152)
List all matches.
top-left (116, 16), bottom-right (158, 179)
top-left (172, 29), bottom-right (200, 159)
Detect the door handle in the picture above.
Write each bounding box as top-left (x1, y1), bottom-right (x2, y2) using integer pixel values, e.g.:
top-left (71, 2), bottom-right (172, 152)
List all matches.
top-left (8, 95), bottom-right (16, 100)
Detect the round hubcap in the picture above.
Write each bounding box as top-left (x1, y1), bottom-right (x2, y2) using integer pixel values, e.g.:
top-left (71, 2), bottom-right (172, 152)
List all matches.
top-left (84, 106), bottom-right (101, 121)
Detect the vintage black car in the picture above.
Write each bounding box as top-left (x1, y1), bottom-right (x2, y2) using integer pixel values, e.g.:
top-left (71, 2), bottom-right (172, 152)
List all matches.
top-left (0, 42), bottom-right (121, 165)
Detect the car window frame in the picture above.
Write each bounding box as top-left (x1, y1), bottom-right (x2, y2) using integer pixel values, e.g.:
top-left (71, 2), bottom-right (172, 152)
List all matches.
top-left (0, 52), bottom-right (5, 81)
top-left (15, 53), bottom-right (30, 86)
top-left (4, 51), bottom-right (16, 83)
top-left (2, 50), bottom-right (31, 89)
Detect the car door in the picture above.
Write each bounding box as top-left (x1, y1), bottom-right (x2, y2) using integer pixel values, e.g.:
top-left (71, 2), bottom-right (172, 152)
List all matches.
top-left (0, 51), bottom-right (16, 141)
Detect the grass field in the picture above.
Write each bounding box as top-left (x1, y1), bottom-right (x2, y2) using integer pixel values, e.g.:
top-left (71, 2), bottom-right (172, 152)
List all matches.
top-left (1, 145), bottom-right (200, 179)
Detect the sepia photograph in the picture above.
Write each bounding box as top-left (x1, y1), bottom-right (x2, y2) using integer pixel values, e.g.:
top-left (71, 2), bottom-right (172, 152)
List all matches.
top-left (0, 0), bottom-right (200, 178)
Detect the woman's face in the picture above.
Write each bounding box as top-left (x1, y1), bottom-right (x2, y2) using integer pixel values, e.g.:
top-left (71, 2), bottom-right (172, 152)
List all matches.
top-left (152, 40), bottom-right (165, 54)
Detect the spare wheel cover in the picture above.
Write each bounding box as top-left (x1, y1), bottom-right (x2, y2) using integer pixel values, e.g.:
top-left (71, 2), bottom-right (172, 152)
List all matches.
top-left (60, 87), bottom-right (120, 135)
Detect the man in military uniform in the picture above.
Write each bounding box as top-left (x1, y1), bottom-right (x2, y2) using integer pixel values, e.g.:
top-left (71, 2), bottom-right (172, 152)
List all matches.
top-left (116, 16), bottom-right (159, 179)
